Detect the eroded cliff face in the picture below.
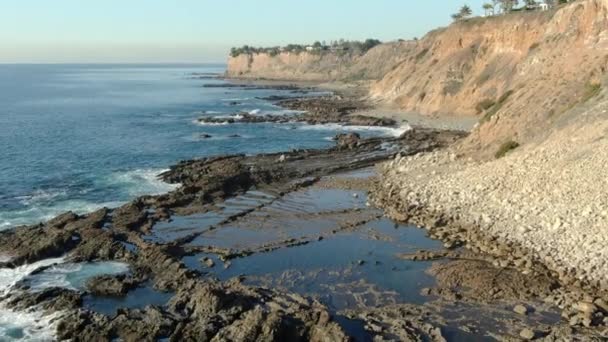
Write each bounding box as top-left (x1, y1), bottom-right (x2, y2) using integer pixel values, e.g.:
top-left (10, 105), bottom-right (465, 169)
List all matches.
top-left (225, 41), bottom-right (415, 82)
top-left (226, 0), bottom-right (608, 153)
top-left (370, 0), bottom-right (608, 152)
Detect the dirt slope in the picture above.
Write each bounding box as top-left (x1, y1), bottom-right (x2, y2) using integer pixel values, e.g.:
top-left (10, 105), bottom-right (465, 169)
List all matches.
top-left (370, 0), bottom-right (608, 153)
top-left (227, 0), bottom-right (608, 154)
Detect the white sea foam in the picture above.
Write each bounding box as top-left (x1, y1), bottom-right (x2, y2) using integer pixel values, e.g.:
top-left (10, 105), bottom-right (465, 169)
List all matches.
top-left (25, 261), bottom-right (130, 292)
top-left (194, 120), bottom-right (229, 126)
top-left (0, 259), bottom-right (128, 341)
top-left (16, 189), bottom-right (68, 206)
top-left (210, 114), bottom-right (243, 120)
top-left (106, 168), bottom-right (179, 197)
top-left (221, 97), bottom-right (251, 102)
top-left (294, 123), bottom-right (412, 137)
top-left (0, 200), bottom-right (123, 231)
top-left (249, 109), bottom-right (261, 115)
top-left (0, 259), bottom-right (66, 340)
top-left (0, 257), bottom-right (66, 296)
top-left (0, 168), bottom-right (177, 231)
top-left (0, 305), bottom-right (64, 341)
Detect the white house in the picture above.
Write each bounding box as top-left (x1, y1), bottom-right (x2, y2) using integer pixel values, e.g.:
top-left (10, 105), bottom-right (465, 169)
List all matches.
top-left (539, 2), bottom-right (549, 11)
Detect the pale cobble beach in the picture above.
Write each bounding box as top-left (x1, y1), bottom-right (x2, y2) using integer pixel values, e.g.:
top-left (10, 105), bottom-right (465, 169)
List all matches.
top-left (374, 113), bottom-right (608, 293)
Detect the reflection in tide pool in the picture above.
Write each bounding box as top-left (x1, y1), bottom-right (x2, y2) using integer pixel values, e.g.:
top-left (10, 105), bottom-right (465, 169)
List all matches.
top-left (184, 219), bottom-right (444, 310)
top-left (84, 283), bottom-right (174, 317)
top-left (22, 261), bottom-right (130, 292)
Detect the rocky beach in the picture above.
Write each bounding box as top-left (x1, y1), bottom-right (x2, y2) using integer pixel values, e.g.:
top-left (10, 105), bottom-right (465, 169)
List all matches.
top-left (1, 77), bottom-right (607, 340)
top-left (3, 0), bottom-right (608, 340)
top-left (0, 89), bottom-right (473, 340)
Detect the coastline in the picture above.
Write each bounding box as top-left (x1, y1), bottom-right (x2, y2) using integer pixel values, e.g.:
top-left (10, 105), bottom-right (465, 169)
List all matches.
top-left (372, 143), bottom-right (608, 331)
top-left (0, 79), bottom-right (606, 339)
top-left (257, 80), bottom-right (608, 335)
top-left (221, 77), bottom-right (479, 133)
top-left (0, 83), bottom-right (472, 340)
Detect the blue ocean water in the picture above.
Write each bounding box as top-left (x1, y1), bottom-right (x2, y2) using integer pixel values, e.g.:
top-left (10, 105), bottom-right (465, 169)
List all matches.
top-left (0, 64), bottom-right (403, 229)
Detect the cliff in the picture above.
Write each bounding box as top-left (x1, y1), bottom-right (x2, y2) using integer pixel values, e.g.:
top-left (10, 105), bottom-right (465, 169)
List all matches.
top-left (370, 0), bottom-right (608, 153)
top-left (226, 0), bottom-right (608, 154)
top-left (371, 0), bottom-right (608, 300)
top-left (225, 41), bottom-right (416, 82)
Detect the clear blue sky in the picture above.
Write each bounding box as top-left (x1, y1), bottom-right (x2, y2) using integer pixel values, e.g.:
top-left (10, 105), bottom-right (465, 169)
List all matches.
top-left (1, 0), bottom-right (486, 63)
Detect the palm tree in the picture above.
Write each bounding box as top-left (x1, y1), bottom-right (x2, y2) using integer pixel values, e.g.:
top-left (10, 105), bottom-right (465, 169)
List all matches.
top-left (451, 13), bottom-right (463, 21)
top-left (483, 3), bottom-right (495, 16)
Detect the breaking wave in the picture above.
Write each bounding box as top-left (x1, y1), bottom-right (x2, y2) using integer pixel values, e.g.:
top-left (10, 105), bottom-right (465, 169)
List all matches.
top-left (292, 123), bottom-right (412, 137)
top-left (0, 169), bottom-right (178, 231)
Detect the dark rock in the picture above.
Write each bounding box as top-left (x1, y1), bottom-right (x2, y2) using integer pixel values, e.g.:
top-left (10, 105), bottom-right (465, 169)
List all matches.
top-left (112, 202), bottom-right (149, 231)
top-left (334, 133), bottom-right (361, 150)
top-left (348, 115), bottom-right (396, 127)
top-left (8, 287), bottom-right (82, 312)
top-left (47, 212), bottom-right (79, 228)
top-left (0, 225), bottom-right (79, 265)
top-left (201, 257), bottom-right (215, 268)
top-left (85, 274), bottom-right (140, 297)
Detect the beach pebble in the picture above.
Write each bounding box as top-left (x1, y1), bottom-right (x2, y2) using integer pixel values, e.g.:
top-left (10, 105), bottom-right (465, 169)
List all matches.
top-left (514, 304), bottom-right (529, 315)
top-left (201, 257), bottom-right (215, 268)
top-left (575, 301), bottom-right (597, 314)
top-left (519, 328), bottom-right (535, 340)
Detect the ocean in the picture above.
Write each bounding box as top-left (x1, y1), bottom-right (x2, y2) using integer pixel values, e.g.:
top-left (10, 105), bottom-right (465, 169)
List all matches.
top-left (0, 64), bottom-right (404, 230)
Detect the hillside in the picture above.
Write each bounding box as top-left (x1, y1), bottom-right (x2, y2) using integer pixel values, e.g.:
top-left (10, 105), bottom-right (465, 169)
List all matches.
top-left (226, 0), bottom-right (608, 155)
top-left (371, 0), bottom-right (608, 303)
top-left (370, 0), bottom-right (608, 154)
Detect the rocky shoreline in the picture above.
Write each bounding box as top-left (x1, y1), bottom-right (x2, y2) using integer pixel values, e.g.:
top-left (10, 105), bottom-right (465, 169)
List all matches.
top-left (0, 85), bottom-right (469, 340)
top-left (1, 82), bottom-right (607, 340)
top-left (197, 94), bottom-right (397, 128)
top-left (372, 148), bottom-right (608, 336)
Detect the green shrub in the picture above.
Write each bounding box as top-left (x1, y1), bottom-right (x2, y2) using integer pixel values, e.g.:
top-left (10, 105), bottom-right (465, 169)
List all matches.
top-left (475, 99), bottom-right (496, 114)
top-left (495, 140), bottom-right (520, 159)
top-left (529, 42), bottom-right (540, 51)
top-left (497, 90), bottom-right (515, 104)
top-left (229, 39), bottom-right (382, 58)
top-left (481, 90), bottom-right (514, 123)
top-left (582, 82), bottom-right (601, 103)
top-left (415, 48), bottom-right (430, 61)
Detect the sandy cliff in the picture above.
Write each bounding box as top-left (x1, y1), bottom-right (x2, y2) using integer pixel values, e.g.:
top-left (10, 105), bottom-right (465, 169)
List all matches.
top-left (371, 0), bottom-right (608, 153)
top-left (225, 41), bottom-right (415, 82)
top-left (371, 0), bottom-right (608, 306)
top-left (227, 0), bottom-right (608, 154)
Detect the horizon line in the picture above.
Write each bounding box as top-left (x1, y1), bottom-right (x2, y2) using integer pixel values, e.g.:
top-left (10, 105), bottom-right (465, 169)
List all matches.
top-left (0, 61), bottom-right (227, 65)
